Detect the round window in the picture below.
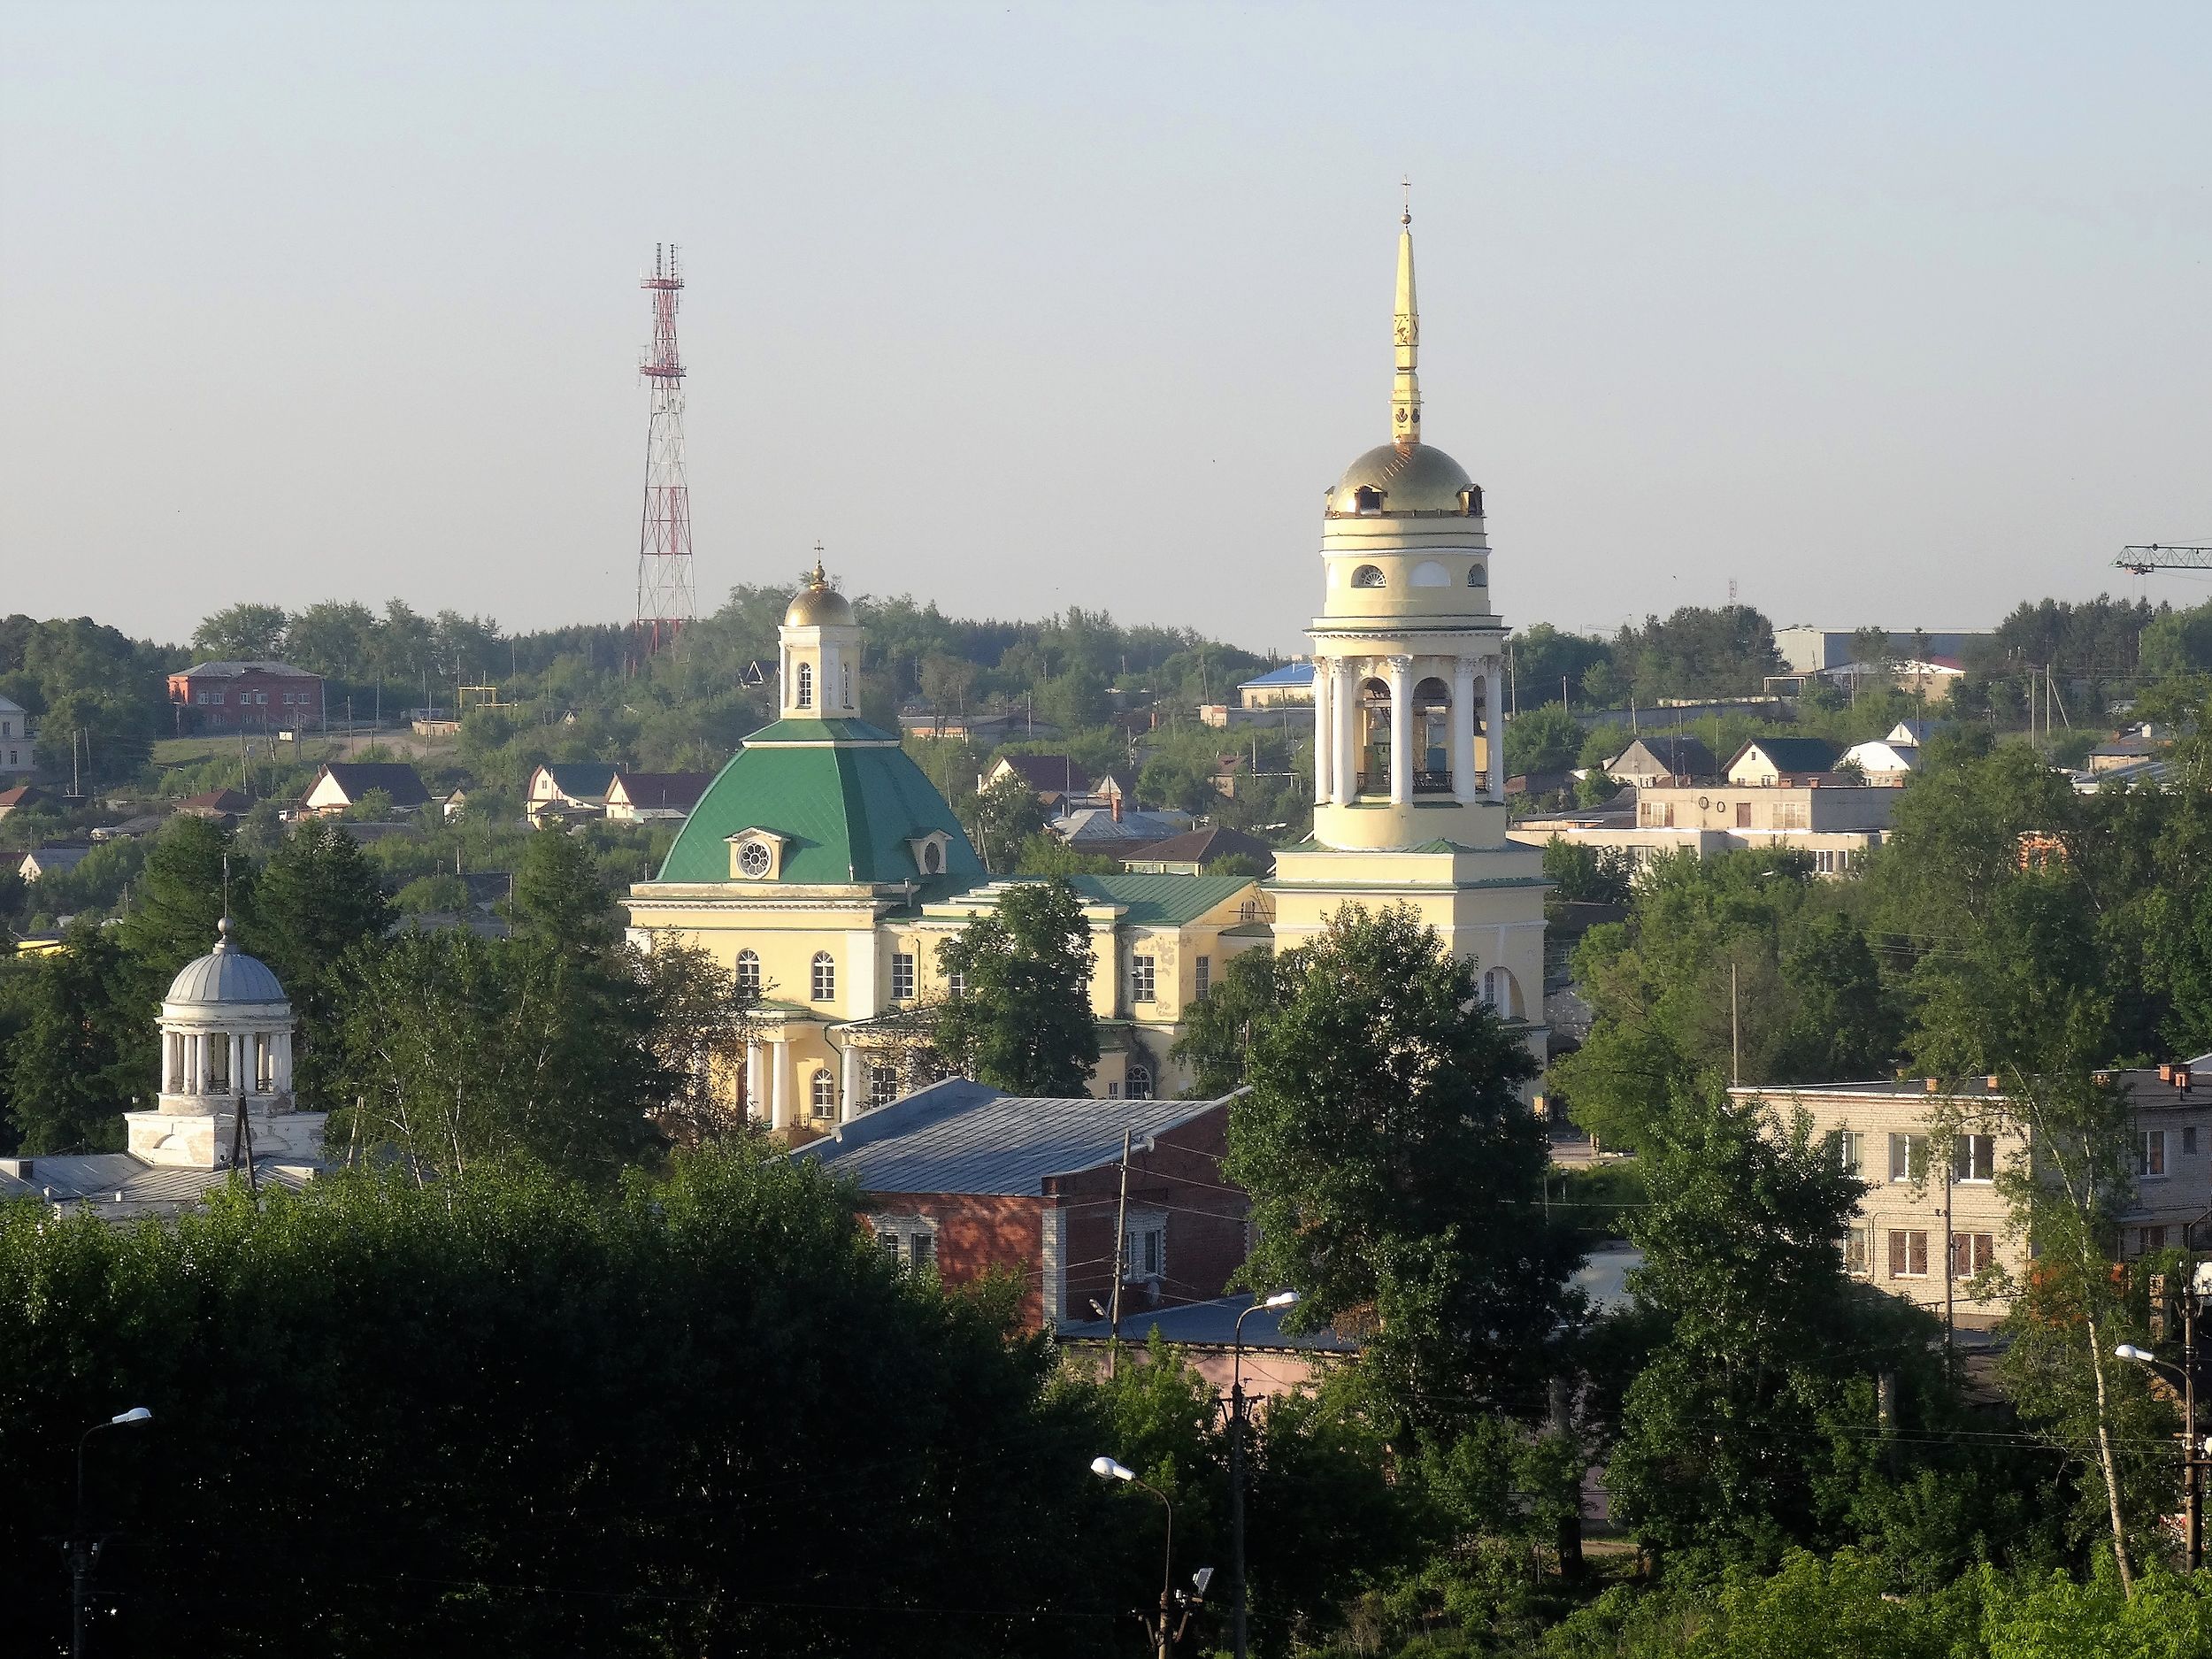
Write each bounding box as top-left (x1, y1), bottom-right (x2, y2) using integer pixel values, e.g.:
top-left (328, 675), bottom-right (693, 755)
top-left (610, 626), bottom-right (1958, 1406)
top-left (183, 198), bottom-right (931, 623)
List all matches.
top-left (738, 841), bottom-right (772, 878)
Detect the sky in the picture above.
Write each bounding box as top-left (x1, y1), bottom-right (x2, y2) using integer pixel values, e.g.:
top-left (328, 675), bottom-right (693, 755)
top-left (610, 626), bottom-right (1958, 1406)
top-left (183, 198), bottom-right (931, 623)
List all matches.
top-left (2, 3), bottom-right (2208, 657)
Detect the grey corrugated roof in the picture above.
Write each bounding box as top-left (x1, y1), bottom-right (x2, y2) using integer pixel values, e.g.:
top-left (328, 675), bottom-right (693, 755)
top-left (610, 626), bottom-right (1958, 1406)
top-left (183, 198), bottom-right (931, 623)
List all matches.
top-left (1057, 1293), bottom-right (1361, 1352)
top-left (0, 1154), bottom-right (317, 1220)
top-left (792, 1078), bottom-right (1228, 1196)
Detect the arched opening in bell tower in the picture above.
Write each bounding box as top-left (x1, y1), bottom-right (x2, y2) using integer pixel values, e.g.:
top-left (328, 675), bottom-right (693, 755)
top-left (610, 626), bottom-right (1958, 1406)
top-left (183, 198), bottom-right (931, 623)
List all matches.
top-left (1356, 677), bottom-right (1391, 797)
top-left (1413, 677), bottom-right (1453, 794)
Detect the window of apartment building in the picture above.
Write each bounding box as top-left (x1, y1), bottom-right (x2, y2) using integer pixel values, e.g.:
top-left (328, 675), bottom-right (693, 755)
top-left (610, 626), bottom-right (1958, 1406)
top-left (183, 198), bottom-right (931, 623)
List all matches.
top-left (1123, 1216), bottom-right (1166, 1282)
top-left (810, 1070), bottom-right (836, 1119)
top-left (1952, 1133), bottom-right (1995, 1183)
top-left (1834, 1129), bottom-right (1866, 1178)
top-left (1194, 956), bottom-right (1210, 999)
top-left (870, 1063), bottom-right (901, 1107)
top-left (734, 950), bottom-right (761, 998)
top-left (1842, 1224), bottom-right (1874, 1277)
top-left (873, 1218), bottom-right (937, 1271)
top-left (1131, 956), bottom-right (1156, 1004)
top-left (1887, 1229), bottom-right (1930, 1278)
top-left (2139, 1129), bottom-right (2169, 1179)
top-left (810, 951), bottom-right (836, 1002)
top-left (1734, 802), bottom-right (1751, 828)
top-left (1888, 1133), bottom-right (1928, 1183)
top-left (2143, 1225), bottom-right (2170, 1254)
top-left (890, 950), bottom-right (916, 1002)
top-left (2187, 1126), bottom-right (2200, 1156)
top-left (1663, 802), bottom-right (1676, 828)
top-left (1778, 803), bottom-right (1807, 830)
top-left (1950, 1233), bottom-right (1995, 1277)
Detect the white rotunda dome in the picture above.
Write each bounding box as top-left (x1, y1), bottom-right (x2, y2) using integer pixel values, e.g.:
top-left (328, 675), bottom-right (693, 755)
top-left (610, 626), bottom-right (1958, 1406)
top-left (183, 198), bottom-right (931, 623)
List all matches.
top-left (165, 918), bottom-right (288, 1008)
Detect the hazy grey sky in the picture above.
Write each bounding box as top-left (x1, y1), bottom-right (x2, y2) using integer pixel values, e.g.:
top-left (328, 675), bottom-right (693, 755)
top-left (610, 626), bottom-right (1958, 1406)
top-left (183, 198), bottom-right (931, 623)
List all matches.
top-left (4, 3), bottom-right (2208, 655)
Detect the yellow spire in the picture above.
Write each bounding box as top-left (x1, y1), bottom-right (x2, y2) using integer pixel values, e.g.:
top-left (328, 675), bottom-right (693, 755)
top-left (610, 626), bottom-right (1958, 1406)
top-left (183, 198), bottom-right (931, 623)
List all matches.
top-left (1391, 183), bottom-right (1420, 449)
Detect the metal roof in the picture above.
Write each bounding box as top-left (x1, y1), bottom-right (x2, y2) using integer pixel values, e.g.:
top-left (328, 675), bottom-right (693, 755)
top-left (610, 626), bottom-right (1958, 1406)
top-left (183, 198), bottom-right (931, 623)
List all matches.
top-left (793, 1078), bottom-right (1229, 1196)
top-left (165, 924), bottom-right (287, 1006)
top-left (177, 660), bottom-right (320, 680)
top-left (1064, 872), bottom-right (1256, 927)
top-left (1238, 664), bottom-right (1316, 689)
top-left (0, 1153), bottom-right (317, 1220)
top-left (1058, 1292), bottom-right (1360, 1352)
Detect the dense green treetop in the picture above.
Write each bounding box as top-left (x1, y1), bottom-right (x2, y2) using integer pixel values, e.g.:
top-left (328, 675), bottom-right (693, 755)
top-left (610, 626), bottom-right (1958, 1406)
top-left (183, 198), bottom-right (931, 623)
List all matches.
top-left (933, 879), bottom-right (1101, 1095)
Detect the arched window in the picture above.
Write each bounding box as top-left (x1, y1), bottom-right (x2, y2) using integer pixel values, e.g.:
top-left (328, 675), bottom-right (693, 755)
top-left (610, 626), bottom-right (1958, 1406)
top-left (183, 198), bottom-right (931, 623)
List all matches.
top-left (734, 950), bottom-right (761, 998)
top-left (1125, 1064), bottom-right (1153, 1101)
top-left (810, 951), bottom-right (836, 1002)
top-left (795, 662), bottom-right (813, 709)
top-left (1482, 967), bottom-right (1515, 1017)
top-left (1410, 560), bottom-right (1450, 588)
top-left (870, 1063), bottom-right (901, 1106)
top-left (1351, 565), bottom-right (1386, 589)
top-left (1413, 678), bottom-right (1453, 792)
top-left (1467, 564), bottom-right (1487, 588)
top-left (810, 1070), bottom-right (837, 1118)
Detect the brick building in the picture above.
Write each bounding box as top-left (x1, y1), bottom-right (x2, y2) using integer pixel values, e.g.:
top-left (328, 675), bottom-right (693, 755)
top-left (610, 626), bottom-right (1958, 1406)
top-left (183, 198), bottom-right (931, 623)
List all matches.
top-left (168, 661), bottom-right (324, 733)
top-left (792, 1078), bottom-right (1248, 1331)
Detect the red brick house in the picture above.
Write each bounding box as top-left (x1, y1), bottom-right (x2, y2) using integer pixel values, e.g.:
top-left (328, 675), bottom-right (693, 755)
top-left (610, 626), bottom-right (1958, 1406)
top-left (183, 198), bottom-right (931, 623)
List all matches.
top-left (792, 1079), bottom-right (1249, 1331)
top-left (168, 661), bottom-right (325, 733)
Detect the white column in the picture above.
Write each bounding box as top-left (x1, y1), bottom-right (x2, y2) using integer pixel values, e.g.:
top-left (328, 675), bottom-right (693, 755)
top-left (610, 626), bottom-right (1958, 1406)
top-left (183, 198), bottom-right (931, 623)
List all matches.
top-left (1387, 657), bottom-right (1413, 806)
top-left (1335, 659), bottom-right (1360, 797)
top-left (279, 1032), bottom-right (294, 1092)
top-left (745, 1041), bottom-right (764, 1123)
top-left (234, 1033), bottom-right (249, 1099)
top-left (1452, 657), bottom-right (1479, 803)
top-left (1486, 660), bottom-right (1507, 802)
top-left (770, 1040), bottom-right (794, 1131)
top-left (841, 1041), bottom-right (864, 1124)
top-left (1311, 657), bottom-right (1333, 803)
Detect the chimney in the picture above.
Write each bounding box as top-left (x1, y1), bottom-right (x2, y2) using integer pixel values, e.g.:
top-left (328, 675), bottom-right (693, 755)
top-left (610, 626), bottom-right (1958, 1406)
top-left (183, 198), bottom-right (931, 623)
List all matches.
top-left (2160, 1063), bottom-right (2175, 1085)
top-left (1111, 794), bottom-right (1122, 824)
top-left (1984, 1076), bottom-right (2001, 1092)
top-left (2179, 1068), bottom-right (2193, 1093)
top-left (1924, 1077), bottom-right (1941, 1094)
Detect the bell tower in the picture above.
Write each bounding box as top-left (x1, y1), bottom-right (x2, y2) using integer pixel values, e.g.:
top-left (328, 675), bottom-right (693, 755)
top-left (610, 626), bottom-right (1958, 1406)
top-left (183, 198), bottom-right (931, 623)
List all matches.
top-left (1270, 203), bottom-right (1549, 1053)
top-left (778, 550), bottom-right (864, 719)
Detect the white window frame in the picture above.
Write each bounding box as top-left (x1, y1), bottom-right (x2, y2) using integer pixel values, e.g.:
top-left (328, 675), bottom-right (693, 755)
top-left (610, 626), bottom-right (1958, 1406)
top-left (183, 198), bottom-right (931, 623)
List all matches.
top-left (734, 950), bottom-right (762, 998)
top-left (1122, 1208), bottom-right (1166, 1285)
top-left (1888, 1133), bottom-right (1927, 1183)
top-left (809, 1069), bottom-right (837, 1119)
top-left (1836, 1129), bottom-right (1865, 1179)
top-left (1131, 955), bottom-right (1156, 1005)
top-left (1887, 1228), bottom-right (1930, 1279)
top-left (810, 951), bottom-right (836, 1002)
top-left (890, 951), bottom-right (917, 1002)
top-left (1953, 1133), bottom-right (1996, 1184)
top-left (2139, 1128), bottom-right (2169, 1179)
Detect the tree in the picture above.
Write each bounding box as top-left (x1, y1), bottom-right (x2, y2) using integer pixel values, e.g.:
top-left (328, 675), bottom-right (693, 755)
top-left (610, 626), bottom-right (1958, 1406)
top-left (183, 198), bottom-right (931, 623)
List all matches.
top-left (4, 920), bottom-right (136, 1152)
top-left (513, 825), bottom-right (618, 950)
top-left (1543, 836), bottom-right (1632, 905)
top-left (0, 1149), bottom-right (1129, 1656)
top-left (331, 929), bottom-right (663, 1179)
top-left (119, 814), bottom-right (253, 1003)
top-left (1504, 703), bottom-right (1583, 778)
top-left (254, 820), bottom-right (396, 1109)
top-left (1011, 833), bottom-right (1118, 877)
top-left (933, 879), bottom-right (1100, 1095)
top-left (633, 939), bottom-right (759, 1144)
top-left (191, 602), bottom-right (289, 662)
top-left (1770, 914), bottom-right (1901, 1083)
top-left (1169, 947), bottom-right (1282, 1095)
top-left (1509, 624), bottom-right (1616, 710)
top-left (1225, 906), bottom-right (1579, 1430)
top-left (960, 772), bottom-right (1048, 873)
top-left (1603, 1087), bottom-right (1949, 1571)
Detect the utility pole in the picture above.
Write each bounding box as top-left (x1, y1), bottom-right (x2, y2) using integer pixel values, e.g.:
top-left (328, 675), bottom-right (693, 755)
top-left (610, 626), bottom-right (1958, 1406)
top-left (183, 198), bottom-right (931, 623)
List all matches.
top-left (1730, 963), bottom-right (1740, 1087)
top-left (1107, 1127), bottom-right (1133, 1379)
top-left (2187, 1282), bottom-right (2201, 1571)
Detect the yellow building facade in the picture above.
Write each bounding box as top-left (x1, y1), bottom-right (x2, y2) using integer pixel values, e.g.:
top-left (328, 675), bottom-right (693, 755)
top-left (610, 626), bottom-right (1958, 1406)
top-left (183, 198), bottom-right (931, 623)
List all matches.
top-left (623, 211), bottom-right (1547, 1125)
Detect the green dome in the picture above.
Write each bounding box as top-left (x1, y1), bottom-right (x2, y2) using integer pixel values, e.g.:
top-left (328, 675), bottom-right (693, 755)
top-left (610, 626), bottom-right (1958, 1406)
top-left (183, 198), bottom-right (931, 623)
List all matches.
top-left (653, 717), bottom-right (986, 889)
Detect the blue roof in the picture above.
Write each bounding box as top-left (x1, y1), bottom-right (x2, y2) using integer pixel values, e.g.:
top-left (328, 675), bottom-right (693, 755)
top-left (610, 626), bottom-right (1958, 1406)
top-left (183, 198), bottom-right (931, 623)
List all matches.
top-left (1238, 664), bottom-right (1315, 690)
top-left (1057, 1293), bottom-right (1361, 1353)
top-left (792, 1077), bottom-right (1227, 1195)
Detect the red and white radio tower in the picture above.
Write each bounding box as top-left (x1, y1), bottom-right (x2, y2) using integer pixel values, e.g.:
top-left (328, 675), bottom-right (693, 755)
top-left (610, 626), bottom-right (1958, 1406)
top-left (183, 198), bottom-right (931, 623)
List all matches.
top-left (634, 242), bottom-right (695, 661)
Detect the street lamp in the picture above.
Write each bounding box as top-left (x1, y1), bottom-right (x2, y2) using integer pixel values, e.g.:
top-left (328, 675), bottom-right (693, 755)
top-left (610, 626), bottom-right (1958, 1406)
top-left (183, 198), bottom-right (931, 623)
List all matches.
top-left (73, 1407), bottom-right (153, 1659)
top-left (1090, 1455), bottom-right (1207, 1657)
top-left (2117, 1337), bottom-right (2202, 1571)
top-left (1228, 1290), bottom-right (1298, 1659)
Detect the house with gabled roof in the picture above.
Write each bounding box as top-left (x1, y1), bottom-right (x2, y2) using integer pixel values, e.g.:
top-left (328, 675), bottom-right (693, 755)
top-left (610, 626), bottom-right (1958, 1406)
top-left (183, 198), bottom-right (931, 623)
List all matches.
top-left (1724, 736), bottom-right (1844, 786)
top-left (1601, 734), bottom-right (1716, 787)
top-left (526, 763), bottom-right (622, 821)
top-left (301, 763), bottom-right (431, 817)
top-left (606, 771), bottom-right (713, 822)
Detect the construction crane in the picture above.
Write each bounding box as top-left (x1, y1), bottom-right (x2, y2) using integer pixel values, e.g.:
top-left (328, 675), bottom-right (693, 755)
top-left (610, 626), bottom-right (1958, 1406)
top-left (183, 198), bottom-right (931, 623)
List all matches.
top-left (2116, 544), bottom-right (2212, 575)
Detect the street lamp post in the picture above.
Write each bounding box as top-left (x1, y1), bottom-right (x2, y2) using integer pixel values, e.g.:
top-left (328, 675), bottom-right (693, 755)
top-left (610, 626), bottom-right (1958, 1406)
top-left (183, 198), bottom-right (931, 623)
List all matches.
top-left (1091, 1455), bottom-right (1209, 1658)
top-left (1229, 1290), bottom-right (1298, 1659)
top-left (71, 1407), bottom-right (152, 1659)
top-left (2118, 1325), bottom-right (2204, 1571)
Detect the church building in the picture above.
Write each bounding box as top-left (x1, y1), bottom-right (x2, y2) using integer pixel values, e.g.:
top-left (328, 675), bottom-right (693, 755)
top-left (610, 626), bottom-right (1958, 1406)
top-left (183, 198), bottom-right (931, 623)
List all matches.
top-left (622, 207), bottom-right (1548, 1124)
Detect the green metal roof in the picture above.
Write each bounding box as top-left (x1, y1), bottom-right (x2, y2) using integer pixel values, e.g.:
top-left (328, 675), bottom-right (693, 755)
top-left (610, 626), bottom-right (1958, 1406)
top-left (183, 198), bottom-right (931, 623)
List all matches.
top-left (651, 723), bottom-right (986, 887)
top-left (1064, 873), bottom-right (1256, 926)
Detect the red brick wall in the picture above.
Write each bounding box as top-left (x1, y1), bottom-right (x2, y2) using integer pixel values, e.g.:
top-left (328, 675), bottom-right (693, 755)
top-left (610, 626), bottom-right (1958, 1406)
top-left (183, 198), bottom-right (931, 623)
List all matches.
top-left (860, 1193), bottom-right (1046, 1325)
top-left (1047, 1105), bottom-right (1247, 1325)
top-left (169, 672), bottom-right (324, 732)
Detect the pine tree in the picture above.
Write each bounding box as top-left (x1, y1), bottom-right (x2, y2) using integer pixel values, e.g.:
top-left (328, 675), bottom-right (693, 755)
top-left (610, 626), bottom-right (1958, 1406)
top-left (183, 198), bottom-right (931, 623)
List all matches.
top-left (5, 920), bottom-right (138, 1152)
top-left (256, 820), bottom-right (396, 1107)
top-left (513, 826), bottom-right (618, 951)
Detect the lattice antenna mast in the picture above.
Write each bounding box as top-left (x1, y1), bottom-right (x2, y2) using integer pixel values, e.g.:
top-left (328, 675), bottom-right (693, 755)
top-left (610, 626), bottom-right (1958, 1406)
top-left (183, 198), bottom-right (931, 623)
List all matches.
top-left (634, 242), bottom-right (696, 661)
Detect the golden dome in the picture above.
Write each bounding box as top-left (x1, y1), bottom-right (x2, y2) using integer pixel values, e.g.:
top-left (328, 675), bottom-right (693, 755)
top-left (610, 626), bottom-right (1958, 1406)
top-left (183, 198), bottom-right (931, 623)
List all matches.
top-left (783, 559), bottom-right (855, 628)
top-left (1326, 442), bottom-right (1479, 518)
